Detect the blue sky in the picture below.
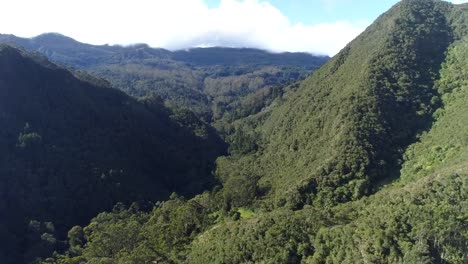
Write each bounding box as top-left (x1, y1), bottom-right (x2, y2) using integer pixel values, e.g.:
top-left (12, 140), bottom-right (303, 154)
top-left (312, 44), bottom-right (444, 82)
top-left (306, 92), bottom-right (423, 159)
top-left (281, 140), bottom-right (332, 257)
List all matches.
top-left (207, 0), bottom-right (400, 25)
top-left (0, 0), bottom-right (466, 56)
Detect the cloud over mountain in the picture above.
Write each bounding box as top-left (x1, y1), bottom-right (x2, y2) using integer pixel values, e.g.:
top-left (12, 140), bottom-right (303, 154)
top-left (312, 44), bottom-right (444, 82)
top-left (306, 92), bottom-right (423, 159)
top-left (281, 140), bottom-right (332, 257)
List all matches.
top-left (0, 0), bottom-right (366, 55)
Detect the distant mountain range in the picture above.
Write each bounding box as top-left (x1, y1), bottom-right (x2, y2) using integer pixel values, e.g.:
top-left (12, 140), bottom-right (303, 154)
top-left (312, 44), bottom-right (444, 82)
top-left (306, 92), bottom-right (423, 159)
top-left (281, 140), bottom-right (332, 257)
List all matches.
top-left (0, 33), bottom-right (329, 126)
top-left (0, 33), bottom-right (327, 67)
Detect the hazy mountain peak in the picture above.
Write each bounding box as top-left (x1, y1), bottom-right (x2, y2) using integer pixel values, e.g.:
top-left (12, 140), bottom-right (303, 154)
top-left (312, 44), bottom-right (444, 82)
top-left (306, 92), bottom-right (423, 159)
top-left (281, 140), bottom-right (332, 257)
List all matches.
top-left (32, 32), bottom-right (78, 44)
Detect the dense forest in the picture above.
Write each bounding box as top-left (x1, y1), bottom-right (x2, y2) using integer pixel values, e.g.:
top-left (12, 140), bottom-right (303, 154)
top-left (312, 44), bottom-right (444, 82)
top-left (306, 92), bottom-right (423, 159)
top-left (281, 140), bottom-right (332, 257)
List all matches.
top-left (0, 0), bottom-right (467, 263)
top-left (0, 46), bottom-right (226, 263)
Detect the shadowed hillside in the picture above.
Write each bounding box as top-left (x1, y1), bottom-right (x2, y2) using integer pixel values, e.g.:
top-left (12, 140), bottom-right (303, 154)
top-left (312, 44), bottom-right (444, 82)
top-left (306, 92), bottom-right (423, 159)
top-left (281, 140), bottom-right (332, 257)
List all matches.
top-left (0, 45), bottom-right (225, 263)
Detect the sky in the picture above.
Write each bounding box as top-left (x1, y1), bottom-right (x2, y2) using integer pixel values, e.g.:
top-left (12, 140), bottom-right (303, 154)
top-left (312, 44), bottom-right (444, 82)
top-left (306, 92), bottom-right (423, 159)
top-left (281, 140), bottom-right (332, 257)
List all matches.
top-left (0, 0), bottom-right (467, 56)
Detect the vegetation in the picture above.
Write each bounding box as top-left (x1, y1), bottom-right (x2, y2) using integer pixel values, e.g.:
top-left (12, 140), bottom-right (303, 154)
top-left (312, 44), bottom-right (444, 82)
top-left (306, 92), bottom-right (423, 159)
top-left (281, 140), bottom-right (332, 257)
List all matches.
top-left (1, 0), bottom-right (468, 263)
top-left (216, 0), bottom-right (459, 209)
top-left (0, 46), bottom-right (225, 263)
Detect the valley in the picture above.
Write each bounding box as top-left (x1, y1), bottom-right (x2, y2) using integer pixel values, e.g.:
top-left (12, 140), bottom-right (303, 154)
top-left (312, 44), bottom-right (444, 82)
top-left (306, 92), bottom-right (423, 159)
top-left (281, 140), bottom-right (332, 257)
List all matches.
top-left (0, 0), bottom-right (466, 263)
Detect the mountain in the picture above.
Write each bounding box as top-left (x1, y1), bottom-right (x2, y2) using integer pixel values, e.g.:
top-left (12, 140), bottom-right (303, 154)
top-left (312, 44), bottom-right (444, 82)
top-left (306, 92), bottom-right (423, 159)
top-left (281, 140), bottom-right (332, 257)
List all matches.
top-left (0, 34), bottom-right (329, 127)
top-left (0, 33), bottom-right (326, 68)
top-left (0, 33), bottom-right (118, 66)
top-left (195, 0), bottom-right (468, 261)
top-left (216, 0), bottom-right (462, 208)
top-left (0, 45), bottom-right (226, 263)
top-left (44, 1), bottom-right (468, 263)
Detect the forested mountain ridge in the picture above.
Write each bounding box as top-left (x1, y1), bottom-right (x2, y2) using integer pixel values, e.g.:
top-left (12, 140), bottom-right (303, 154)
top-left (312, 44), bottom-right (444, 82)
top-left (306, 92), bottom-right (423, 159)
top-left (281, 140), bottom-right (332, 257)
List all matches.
top-left (217, 0), bottom-right (466, 208)
top-left (42, 1), bottom-right (468, 263)
top-left (0, 33), bottom-right (328, 126)
top-left (0, 45), bottom-right (226, 263)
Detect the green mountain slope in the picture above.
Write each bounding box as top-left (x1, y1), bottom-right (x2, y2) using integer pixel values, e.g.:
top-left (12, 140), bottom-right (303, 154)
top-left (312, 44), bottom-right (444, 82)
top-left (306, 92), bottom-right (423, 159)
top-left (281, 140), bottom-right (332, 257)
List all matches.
top-left (0, 46), bottom-right (225, 263)
top-left (216, 0), bottom-right (465, 209)
top-left (189, 2), bottom-right (468, 261)
top-left (191, 2), bottom-right (468, 262)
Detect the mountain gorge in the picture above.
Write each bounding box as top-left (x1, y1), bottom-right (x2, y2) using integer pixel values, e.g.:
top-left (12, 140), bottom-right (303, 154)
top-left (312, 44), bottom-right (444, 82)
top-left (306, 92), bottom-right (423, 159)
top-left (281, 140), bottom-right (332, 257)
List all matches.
top-left (0, 0), bottom-right (467, 263)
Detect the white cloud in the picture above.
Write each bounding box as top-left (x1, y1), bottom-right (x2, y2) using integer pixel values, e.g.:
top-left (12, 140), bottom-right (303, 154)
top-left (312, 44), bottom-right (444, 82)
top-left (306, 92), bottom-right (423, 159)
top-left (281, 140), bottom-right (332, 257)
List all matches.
top-left (0, 0), bottom-right (366, 56)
